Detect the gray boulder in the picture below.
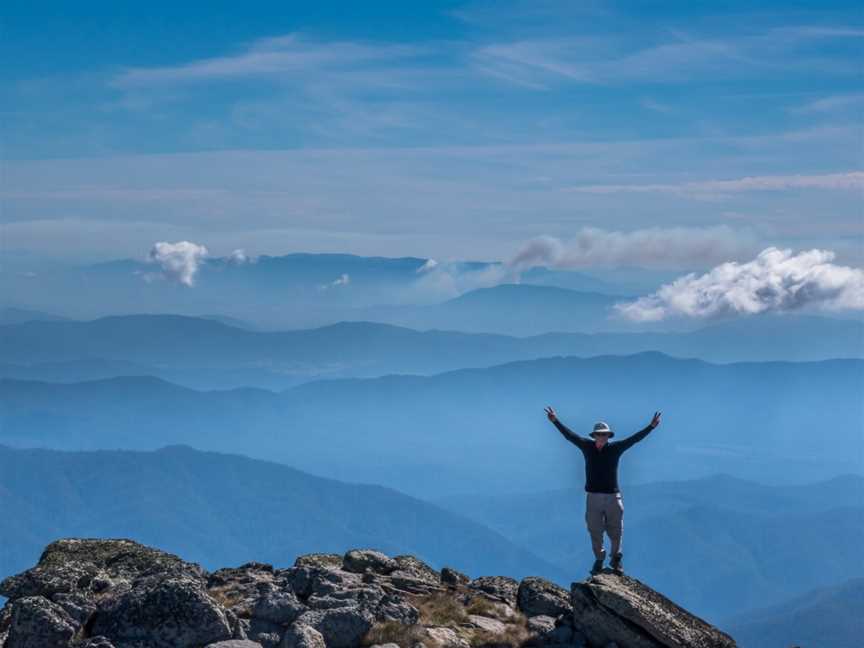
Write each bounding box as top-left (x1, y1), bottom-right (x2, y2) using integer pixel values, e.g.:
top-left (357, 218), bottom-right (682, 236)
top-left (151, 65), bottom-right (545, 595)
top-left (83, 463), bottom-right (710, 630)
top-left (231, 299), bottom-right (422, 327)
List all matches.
top-left (307, 567), bottom-right (364, 598)
top-left (53, 591), bottom-right (98, 625)
top-left (3, 595), bottom-right (78, 648)
top-left (467, 575), bottom-right (519, 607)
top-left (208, 563), bottom-right (281, 605)
top-left (467, 613), bottom-right (507, 634)
top-left (526, 614), bottom-right (556, 634)
top-left (570, 573), bottom-right (737, 648)
top-left (0, 538), bottom-right (204, 600)
top-left (393, 555), bottom-right (440, 584)
top-left (342, 549), bottom-right (398, 575)
top-left (294, 606), bottom-right (375, 648)
top-left (386, 572), bottom-right (442, 596)
top-left (245, 588), bottom-right (306, 625)
top-left (388, 555), bottom-right (442, 595)
top-left (281, 567), bottom-right (317, 600)
top-left (376, 593), bottom-right (420, 624)
top-left (440, 567), bottom-right (469, 587)
top-left (248, 630), bottom-right (281, 648)
top-left (74, 638), bottom-right (117, 648)
top-left (294, 554), bottom-right (342, 570)
top-left (90, 576), bottom-right (233, 648)
top-left (204, 642), bottom-right (264, 648)
top-left (245, 617), bottom-right (287, 647)
top-left (517, 576), bottom-right (572, 618)
top-left (279, 622), bottom-right (326, 648)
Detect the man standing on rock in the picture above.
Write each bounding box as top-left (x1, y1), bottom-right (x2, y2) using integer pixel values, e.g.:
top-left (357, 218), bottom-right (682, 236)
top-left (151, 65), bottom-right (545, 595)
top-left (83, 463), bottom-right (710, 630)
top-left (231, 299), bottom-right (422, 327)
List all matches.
top-left (544, 407), bottom-right (662, 576)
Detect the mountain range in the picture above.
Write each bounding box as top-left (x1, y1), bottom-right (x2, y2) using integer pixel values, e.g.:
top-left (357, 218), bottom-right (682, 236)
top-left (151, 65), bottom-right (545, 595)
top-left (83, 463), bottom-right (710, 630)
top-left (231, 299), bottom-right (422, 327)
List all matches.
top-left (2, 252), bottom-right (637, 330)
top-left (2, 352), bottom-right (861, 498)
top-left (0, 312), bottom-right (860, 391)
top-left (0, 444), bottom-right (567, 591)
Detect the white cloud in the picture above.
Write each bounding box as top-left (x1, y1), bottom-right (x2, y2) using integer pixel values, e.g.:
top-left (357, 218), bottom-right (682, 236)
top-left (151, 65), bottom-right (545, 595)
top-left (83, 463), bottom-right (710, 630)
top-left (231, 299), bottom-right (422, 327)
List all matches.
top-left (615, 247), bottom-right (864, 321)
top-left (506, 226), bottom-right (755, 270)
top-left (566, 172), bottom-right (864, 196)
top-left (146, 241), bottom-right (209, 286)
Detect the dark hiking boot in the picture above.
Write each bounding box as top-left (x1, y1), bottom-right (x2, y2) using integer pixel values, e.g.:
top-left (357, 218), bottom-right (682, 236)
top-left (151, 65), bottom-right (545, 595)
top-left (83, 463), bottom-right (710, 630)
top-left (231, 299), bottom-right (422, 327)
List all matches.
top-left (590, 558), bottom-right (604, 575)
top-left (610, 552), bottom-right (623, 574)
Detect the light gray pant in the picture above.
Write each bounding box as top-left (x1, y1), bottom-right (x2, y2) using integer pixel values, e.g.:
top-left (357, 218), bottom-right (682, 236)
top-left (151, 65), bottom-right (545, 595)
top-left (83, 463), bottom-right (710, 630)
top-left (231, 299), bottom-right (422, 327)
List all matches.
top-left (585, 492), bottom-right (624, 560)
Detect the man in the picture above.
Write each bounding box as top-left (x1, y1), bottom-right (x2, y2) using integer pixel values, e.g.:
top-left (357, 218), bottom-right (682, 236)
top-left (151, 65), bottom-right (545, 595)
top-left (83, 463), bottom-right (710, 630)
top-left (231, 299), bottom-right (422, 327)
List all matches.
top-left (544, 406), bottom-right (661, 575)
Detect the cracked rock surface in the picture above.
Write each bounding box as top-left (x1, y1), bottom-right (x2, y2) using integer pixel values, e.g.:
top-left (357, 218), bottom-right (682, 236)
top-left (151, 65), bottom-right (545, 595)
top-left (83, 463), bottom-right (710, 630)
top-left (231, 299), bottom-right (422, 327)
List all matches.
top-left (570, 571), bottom-right (737, 648)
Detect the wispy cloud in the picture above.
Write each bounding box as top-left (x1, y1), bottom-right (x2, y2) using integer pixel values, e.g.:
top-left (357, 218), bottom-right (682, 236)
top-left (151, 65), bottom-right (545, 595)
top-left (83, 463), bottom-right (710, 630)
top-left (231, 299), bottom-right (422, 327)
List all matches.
top-left (640, 98), bottom-right (674, 114)
top-left (566, 172), bottom-right (864, 196)
top-left (114, 34), bottom-right (427, 86)
top-left (791, 93), bottom-right (864, 114)
top-left (472, 26), bottom-right (864, 88)
top-left (615, 247), bottom-right (864, 320)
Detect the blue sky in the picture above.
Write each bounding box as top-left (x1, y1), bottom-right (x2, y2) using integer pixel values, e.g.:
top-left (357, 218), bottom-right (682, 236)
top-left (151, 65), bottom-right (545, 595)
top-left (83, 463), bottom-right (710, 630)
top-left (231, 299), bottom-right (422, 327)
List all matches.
top-left (2, 0), bottom-right (862, 268)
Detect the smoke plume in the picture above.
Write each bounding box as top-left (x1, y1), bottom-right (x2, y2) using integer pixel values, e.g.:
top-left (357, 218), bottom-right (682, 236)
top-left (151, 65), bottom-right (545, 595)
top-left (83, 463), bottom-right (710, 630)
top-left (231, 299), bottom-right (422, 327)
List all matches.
top-left (507, 226), bottom-right (754, 270)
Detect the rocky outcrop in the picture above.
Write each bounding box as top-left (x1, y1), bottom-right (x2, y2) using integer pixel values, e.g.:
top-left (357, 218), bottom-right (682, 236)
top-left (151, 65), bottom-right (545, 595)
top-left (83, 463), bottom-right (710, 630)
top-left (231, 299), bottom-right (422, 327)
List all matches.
top-left (0, 538), bottom-right (736, 648)
top-left (570, 573), bottom-right (737, 648)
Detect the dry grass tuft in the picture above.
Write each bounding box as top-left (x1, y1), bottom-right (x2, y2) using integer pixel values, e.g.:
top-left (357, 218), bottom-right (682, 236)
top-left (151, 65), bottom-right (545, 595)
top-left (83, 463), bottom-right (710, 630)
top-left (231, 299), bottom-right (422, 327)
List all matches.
top-left (469, 622), bottom-right (531, 648)
top-left (362, 620), bottom-right (432, 647)
top-left (207, 587), bottom-right (245, 610)
top-left (416, 591), bottom-right (469, 627)
top-left (465, 594), bottom-right (498, 617)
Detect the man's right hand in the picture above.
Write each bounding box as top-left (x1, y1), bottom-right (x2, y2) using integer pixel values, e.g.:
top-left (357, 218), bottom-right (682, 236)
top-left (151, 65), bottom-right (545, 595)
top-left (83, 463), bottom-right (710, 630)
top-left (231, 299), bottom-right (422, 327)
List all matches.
top-left (544, 406), bottom-right (557, 423)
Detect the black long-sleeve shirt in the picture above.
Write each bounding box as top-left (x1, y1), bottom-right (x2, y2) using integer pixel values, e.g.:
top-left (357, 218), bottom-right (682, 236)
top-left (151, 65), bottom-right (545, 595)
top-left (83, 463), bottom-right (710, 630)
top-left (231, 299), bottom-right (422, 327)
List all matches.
top-left (553, 419), bottom-right (655, 493)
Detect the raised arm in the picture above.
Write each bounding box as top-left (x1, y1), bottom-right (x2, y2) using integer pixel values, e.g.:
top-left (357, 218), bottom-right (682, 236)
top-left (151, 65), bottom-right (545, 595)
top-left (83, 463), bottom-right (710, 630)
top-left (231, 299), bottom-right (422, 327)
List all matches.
top-left (616, 410), bottom-right (662, 451)
top-left (545, 406), bottom-right (589, 448)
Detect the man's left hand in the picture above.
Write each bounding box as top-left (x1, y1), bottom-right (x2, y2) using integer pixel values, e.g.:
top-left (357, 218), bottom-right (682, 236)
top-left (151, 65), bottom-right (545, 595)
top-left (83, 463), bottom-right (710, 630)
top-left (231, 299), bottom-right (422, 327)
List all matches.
top-left (650, 411), bottom-right (662, 428)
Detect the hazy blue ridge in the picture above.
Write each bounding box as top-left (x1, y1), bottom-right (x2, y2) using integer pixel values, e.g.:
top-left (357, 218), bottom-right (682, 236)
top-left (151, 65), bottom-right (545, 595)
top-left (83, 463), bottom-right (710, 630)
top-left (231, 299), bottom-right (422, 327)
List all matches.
top-left (0, 311), bottom-right (860, 391)
top-left (1, 352), bottom-right (861, 497)
top-left (0, 444), bottom-right (570, 589)
top-left (725, 577), bottom-right (864, 648)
